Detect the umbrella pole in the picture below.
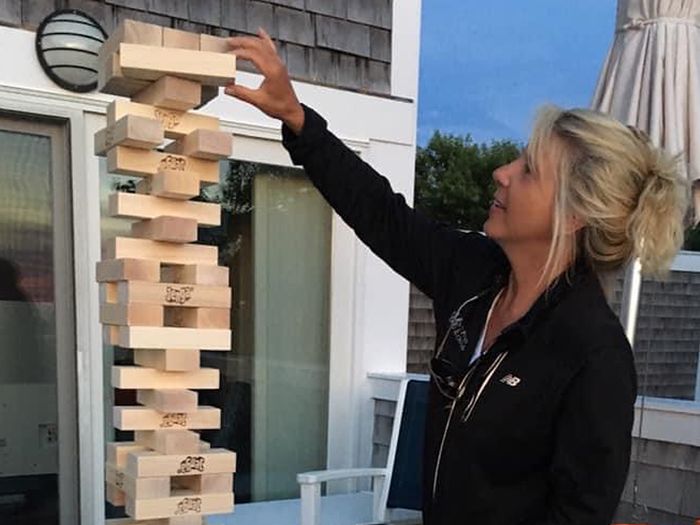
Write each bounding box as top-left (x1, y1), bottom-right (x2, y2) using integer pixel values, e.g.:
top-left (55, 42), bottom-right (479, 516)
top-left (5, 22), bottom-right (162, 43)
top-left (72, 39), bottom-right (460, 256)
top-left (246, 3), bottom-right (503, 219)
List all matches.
top-left (619, 257), bottom-right (642, 346)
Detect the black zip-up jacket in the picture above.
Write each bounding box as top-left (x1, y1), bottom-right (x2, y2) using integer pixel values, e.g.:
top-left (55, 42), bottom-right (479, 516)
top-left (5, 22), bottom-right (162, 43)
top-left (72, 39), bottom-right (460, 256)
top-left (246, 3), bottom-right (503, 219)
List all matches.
top-left (282, 105), bottom-right (638, 525)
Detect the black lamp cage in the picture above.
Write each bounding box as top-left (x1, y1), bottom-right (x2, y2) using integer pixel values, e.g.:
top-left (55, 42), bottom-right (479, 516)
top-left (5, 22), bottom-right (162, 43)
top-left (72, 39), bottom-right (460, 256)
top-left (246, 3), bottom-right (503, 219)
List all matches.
top-left (35, 9), bottom-right (107, 93)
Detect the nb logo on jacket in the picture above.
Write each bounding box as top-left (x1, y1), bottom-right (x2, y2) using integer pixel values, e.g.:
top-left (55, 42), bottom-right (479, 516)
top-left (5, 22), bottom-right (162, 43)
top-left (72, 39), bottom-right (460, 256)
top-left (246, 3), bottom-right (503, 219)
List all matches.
top-left (500, 374), bottom-right (521, 387)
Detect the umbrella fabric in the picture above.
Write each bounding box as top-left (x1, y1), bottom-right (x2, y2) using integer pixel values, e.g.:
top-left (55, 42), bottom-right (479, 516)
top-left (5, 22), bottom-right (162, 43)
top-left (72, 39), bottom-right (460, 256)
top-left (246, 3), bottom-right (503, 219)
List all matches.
top-left (592, 0), bottom-right (700, 190)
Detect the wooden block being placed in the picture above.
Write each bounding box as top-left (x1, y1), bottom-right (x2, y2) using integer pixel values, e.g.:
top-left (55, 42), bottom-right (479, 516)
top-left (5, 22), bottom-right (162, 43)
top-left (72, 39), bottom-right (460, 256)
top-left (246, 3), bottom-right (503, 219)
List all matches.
top-left (109, 192), bottom-right (220, 226)
top-left (163, 27), bottom-right (199, 50)
top-left (98, 52), bottom-right (151, 96)
top-left (199, 34), bottom-right (229, 53)
top-left (127, 492), bottom-right (234, 520)
top-left (107, 441), bottom-right (147, 468)
top-left (161, 265), bottom-right (228, 286)
top-left (133, 76), bottom-right (202, 111)
top-left (104, 237), bottom-right (218, 266)
top-left (172, 473), bottom-right (233, 494)
top-left (112, 325), bottom-right (231, 350)
top-left (112, 366), bottom-right (220, 389)
top-left (137, 389), bottom-right (198, 412)
top-left (117, 281), bottom-right (231, 308)
top-left (106, 463), bottom-right (170, 500)
top-left (165, 307), bottom-right (230, 329)
top-left (98, 20), bottom-right (163, 64)
top-left (107, 145), bottom-right (219, 184)
top-left (135, 429), bottom-right (201, 455)
top-left (100, 303), bottom-right (164, 327)
top-left (95, 115), bottom-right (164, 156)
top-left (107, 100), bottom-right (219, 140)
top-left (118, 43), bottom-right (236, 86)
top-left (165, 129), bottom-right (232, 160)
top-left (114, 406), bottom-right (221, 431)
top-left (127, 449), bottom-right (236, 478)
top-left (131, 216), bottom-right (198, 243)
top-left (97, 258), bottom-right (161, 283)
top-left (134, 349), bottom-right (201, 372)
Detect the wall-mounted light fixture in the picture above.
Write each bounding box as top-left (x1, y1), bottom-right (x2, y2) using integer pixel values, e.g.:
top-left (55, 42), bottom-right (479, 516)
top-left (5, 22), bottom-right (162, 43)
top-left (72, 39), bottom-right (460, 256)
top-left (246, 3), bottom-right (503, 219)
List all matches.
top-left (35, 9), bottom-right (107, 93)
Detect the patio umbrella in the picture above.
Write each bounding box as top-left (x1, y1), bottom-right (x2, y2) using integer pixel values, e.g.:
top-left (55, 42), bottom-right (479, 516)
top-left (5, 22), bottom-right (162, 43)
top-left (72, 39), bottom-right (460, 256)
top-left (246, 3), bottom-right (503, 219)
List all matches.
top-left (590, 2), bottom-right (699, 522)
top-left (591, 0), bottom-right (700, 344)
top-left (592, 0), bottom-right (699, 187)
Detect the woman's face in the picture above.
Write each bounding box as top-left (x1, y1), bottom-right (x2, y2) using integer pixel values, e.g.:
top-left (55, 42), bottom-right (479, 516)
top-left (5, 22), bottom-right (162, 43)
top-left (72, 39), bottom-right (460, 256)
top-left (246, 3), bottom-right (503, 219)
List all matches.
top-left (483, 147), bottom-right (557, 249)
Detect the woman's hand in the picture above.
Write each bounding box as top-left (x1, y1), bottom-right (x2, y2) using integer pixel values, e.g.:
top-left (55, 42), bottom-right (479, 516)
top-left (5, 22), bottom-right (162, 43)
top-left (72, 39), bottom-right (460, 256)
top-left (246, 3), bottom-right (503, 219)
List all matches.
top-left (224, 28), bottom-right (305, 135)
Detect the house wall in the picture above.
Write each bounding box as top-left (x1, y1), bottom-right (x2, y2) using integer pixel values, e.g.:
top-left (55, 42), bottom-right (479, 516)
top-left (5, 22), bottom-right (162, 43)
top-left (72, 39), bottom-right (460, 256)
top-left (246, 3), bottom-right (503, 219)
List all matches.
top-left (0, 0), bottom-right (394, 94)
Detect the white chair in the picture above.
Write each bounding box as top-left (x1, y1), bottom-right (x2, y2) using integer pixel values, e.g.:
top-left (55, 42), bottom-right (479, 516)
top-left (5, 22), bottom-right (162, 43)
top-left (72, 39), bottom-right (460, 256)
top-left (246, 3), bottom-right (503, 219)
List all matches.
top-left (297, 377), bottom-right (429, 525)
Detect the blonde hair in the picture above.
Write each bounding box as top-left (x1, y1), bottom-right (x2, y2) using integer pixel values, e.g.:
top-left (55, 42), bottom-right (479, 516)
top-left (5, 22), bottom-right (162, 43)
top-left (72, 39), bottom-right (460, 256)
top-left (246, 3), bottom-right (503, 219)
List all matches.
top-left (527, 105), bottom-right (689, 286)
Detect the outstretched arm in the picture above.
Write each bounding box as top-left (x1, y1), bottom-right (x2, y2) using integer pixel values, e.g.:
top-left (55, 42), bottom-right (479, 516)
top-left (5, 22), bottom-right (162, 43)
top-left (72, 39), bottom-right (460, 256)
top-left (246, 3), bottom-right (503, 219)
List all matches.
top-left (224, 30), bottom-right (502, 299)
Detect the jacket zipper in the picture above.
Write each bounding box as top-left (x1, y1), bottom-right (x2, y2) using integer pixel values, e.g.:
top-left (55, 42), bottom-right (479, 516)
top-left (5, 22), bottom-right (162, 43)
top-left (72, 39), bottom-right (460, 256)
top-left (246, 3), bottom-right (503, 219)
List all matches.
top-left (431, 348), bottom-right (509, 500)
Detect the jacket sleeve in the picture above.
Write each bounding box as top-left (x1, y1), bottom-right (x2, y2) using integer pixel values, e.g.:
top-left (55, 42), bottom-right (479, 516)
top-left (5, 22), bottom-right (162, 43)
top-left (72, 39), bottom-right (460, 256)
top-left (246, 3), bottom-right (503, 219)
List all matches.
top-left (281, 104), bottom-right (502, 300)
top-left (540, 345), bottom-right (637, 525)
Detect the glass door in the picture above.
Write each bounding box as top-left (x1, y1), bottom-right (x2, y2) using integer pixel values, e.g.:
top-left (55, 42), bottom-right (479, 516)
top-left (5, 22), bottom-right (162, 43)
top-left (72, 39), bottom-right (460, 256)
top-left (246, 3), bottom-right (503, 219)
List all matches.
top-left (0, 115), bottom-right (78, 524)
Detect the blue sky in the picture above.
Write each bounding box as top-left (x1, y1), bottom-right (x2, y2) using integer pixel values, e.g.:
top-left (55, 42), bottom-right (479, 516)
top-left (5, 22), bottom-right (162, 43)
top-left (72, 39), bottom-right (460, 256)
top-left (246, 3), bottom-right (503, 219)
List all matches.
top-left (417, 0), bottom-right (618, 145)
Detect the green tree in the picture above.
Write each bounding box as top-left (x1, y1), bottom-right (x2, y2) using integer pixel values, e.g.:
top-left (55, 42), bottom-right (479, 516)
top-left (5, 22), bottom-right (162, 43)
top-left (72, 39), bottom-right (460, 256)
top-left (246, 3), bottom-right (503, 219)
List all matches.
top-left (414, 131), bottom-right (522, 230)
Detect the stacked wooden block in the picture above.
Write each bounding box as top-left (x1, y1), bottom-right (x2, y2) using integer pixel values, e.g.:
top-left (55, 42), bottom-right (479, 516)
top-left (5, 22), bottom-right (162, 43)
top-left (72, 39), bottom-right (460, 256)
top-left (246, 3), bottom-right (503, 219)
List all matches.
top-left (96, 20), bottom-right (237, 525)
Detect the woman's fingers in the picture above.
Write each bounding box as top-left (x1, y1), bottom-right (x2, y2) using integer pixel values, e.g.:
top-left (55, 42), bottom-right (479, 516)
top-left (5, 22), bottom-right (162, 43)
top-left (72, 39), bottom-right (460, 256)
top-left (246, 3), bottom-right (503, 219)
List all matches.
top-left (224, 84), bottom-right (261, 106)
top-left (258, 28), bottom-right (277, 53)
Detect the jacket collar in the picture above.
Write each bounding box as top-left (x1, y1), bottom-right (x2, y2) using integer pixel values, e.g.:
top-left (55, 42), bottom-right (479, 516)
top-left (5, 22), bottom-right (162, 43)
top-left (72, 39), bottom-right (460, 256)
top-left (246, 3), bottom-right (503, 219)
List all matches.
top-left (492, 255), bottom-right (597, 344)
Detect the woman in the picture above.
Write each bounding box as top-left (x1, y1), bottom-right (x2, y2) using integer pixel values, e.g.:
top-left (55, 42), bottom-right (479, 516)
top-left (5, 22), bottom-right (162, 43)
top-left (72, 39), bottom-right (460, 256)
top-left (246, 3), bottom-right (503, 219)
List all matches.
top-left (225, 30), bottom-right (688, 525)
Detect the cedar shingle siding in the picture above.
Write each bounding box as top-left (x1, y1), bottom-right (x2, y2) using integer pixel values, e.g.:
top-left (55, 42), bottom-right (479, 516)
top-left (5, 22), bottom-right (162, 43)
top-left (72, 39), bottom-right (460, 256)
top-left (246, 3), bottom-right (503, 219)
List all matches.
top-left (8, 0), bottom-right (393, 94)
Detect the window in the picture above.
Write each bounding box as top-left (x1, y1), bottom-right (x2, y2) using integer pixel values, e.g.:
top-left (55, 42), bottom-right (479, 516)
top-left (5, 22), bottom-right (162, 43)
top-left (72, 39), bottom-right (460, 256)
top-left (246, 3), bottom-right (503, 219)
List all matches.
top-left (0, 116), bottom-right (78, 524)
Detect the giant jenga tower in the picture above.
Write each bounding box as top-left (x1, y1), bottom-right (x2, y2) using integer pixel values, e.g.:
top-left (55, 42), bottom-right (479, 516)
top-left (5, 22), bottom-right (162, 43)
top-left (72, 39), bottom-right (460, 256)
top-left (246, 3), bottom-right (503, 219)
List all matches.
top-left (95, 20), bottom-right (237, 524)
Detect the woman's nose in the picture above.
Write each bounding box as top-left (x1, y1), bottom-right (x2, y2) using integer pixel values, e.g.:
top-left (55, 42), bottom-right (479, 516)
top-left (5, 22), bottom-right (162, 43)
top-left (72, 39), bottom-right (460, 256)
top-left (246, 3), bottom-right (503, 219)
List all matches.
top-left (493, 164), bottom-right (510, 187)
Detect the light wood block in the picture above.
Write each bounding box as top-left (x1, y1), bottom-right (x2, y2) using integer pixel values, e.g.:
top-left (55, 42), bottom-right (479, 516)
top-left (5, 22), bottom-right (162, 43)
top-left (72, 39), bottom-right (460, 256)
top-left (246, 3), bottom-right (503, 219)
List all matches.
top-left (109, 192), bottom-right (220, 226)
top-left (164, 130), bottom-right (232, 160)
top-left (131, 216), bottom-right (198, 243)
top-left (107, 442), bottom-right (147, 468)
top-left (104, 237), bottom-right (218, 266)
top-left (106, 517), bottom-right (203, 525)
top-left (134, 349), bottom-right (201, 372)
top-left (111, 326), bottom-right (231, 350)
top-left (100, 303), bottom-right (164, 327)
top-left (133, 76), bottom-right (202, 111)
top-left (114, 406), bottom-right (221, 431)
top-left (127, 492), bottom-right (233, 520)
top-left (107, 145), bottom-right (219, 185)
top-left (95, 115), bottom-right (164, 156)
top-left (97, 258), bottom-right (161, 283)
top-left (106, 463), bottom-right (170, 500)
top-left (127, 449), bottom-right (236, 478)
top-left (98, 19), bottom-right (163, 64)
top-left (172, 473), bottom-right (233, 494)
top-left (161, 265), bottom-right (228, 286)
top-left (137, 389), bottom-right (198, 412)
top-left (112, 366), bottom-right (220, 389)
top-left (199, 34), bottom-right (229, 53)
top-left (106, 482), bottom-right (126, 506)
top-left (147, 169), bottom-right (202, 200)
top-left (102, 282), bottom-right (118, 303)
top-left (117, 281), bottom-right (231, 308)
top-left (134, 430), bottom-right (201, 455)
top-left (107, 100), bottom-right (219, 140)
top-left (165, 307), bottom-right (230, 329)
top-left (98, 52), bottom-right (151, 96)
top-left (118, 43), bottom-right (236, 86)
top-left (163, 27), bottom-right (200, 50)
